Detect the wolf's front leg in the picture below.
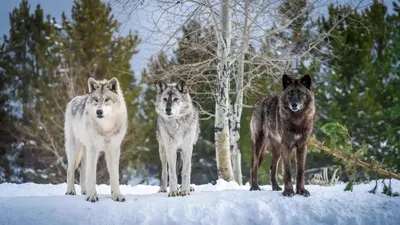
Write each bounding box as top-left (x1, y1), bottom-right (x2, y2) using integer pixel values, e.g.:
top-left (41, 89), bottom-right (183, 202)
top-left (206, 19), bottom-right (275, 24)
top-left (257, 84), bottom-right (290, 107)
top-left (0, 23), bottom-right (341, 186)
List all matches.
top-left (179, 145), bottom-right (193, 196)
top-left (105, 147), bottom-right (125, 202)
top-left (158, 145), bottom-right (168, 193)
top-left (85, 148), bottom-right (99, 202)
top-left (281, 144), bottom-right (295, 197)
top-left (296, 144), bottom-right (310, 197)
top-left (167, 148), bottom-right (178, 197)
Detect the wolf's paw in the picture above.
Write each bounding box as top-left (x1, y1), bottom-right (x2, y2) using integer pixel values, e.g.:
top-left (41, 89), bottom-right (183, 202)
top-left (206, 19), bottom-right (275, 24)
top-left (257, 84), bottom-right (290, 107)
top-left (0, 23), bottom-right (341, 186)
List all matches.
top-left (158, 188), bottom-right (168, 193)
top-left (190, 186), bottom-right (195, 192)
top-left (86, 194), bottom-right (99, 202)
top-left (168, 191), bottom-right (180, 197)
top-left (249, 185), bottom-right (261, 191)
top-left (112, 194), bottom-right (126, 202)
top-left (296, 188), bottom-right (310, 197)
top-left (179, 189), bottom-right (190, 197)
top-left (65, 190), bottom-right (76, 195)
top-left (282, 188), bottom-right (295, 197)
top-left (272, 185), bottom-right (282, 191)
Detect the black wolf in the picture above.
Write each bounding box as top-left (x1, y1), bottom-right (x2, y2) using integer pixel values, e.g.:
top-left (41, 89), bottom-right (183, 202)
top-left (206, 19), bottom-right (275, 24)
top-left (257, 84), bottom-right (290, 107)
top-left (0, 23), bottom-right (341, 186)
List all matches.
top-left (249, 74), bottom-right (315, 197)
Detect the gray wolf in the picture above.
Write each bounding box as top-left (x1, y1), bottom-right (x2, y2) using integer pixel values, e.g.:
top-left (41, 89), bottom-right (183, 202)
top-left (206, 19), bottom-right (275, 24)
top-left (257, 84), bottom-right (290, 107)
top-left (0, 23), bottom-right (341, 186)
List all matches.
top-left (249, 74), bottom-right (315, 197)
top-left (155, 80), bottom-right (200, 197)
top-left (64, 77), bottom-right (127, 202)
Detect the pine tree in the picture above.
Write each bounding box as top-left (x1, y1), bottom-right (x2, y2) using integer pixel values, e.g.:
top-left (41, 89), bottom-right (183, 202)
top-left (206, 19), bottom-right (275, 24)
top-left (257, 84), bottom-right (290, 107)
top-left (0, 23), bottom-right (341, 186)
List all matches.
top-left (304, 1), bottom-right (400, 177)
top-left (0, 0), bottom-right (55, 182)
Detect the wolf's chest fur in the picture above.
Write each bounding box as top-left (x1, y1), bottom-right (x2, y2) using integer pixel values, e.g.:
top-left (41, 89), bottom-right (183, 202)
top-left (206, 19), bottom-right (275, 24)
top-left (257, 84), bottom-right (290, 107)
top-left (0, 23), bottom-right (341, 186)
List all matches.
top-left (157, 113), bottom-right (196, 141)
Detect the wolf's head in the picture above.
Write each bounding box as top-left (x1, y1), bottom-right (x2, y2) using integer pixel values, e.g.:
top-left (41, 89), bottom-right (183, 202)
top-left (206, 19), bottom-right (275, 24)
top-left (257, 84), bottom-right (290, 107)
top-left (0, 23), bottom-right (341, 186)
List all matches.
top-left (281, 74), bottom-right (314, 113)
top-left (155, 80), bottom-right (192, 118)
top-left (87, 77), bottom-right (123, 119)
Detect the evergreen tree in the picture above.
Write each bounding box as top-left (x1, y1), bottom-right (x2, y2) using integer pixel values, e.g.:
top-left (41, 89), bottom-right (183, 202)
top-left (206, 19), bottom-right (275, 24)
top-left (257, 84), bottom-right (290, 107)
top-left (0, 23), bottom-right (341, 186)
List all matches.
top-left (304, 1), bottom-right (400, 176)
top-left (0, 0), bottom-right (54, 182)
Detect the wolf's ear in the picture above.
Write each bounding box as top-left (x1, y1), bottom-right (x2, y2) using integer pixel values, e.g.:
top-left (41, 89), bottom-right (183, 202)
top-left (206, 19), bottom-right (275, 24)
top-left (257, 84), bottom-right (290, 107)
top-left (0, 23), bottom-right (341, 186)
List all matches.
top-left (107, 77), bottom-right (120, 93)
top-left (156, 81), bottom-right (167, 93)
top-left (176, 80), bottom-right (187, 93)
top-left (88, 77), bottom-right (99, 93)
top-left (282, 74), bottom-right (293, 90)
top-left (300, 74), bottom-right (312, 90)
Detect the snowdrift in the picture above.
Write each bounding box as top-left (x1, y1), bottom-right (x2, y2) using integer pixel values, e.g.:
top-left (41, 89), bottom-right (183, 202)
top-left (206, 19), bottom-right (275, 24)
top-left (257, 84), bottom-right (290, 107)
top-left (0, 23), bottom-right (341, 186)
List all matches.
top-left (0, 180), bottom-right (399, 225)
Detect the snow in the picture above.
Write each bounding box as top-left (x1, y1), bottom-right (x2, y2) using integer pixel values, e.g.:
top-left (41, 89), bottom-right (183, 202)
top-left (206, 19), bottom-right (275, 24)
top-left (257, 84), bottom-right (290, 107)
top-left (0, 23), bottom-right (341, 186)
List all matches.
top-left (0, 180), bottom-right (399, 225)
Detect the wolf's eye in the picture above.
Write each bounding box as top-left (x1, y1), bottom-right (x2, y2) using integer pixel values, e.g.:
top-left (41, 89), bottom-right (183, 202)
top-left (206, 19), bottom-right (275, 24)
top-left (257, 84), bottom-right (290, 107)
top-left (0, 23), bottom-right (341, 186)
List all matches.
top-left (105, 97), bottom-right (111, 102)
top-left (174, 98), bottom-right (179, 102)
top-left (163, 98), bottom-right (167, 101)
top-left (93, 97), bottom-right (98, 102)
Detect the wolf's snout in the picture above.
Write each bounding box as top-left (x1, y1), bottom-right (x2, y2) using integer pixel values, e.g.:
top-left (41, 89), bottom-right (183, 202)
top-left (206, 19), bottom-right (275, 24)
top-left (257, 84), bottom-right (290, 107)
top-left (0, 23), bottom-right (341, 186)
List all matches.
top-left (166, 108), bottom-right (172, 115)
top-left (291, 103), bottom-right (298, 108)
top-left (96, 109), bottom-right (103, 118)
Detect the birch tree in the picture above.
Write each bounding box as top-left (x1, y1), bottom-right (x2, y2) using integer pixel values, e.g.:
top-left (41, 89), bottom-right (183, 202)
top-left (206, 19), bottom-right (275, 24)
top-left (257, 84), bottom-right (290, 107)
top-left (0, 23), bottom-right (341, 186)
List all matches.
top-left (215, 0), bottom-right (234, 181)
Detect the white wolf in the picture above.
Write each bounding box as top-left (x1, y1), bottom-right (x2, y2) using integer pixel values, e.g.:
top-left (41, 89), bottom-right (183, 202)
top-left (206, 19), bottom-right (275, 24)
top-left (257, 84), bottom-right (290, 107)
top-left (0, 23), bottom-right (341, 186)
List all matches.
top-left (64, 77), bottom-right (127, 202)
top-left (155, 80), bottom-right (200, 197)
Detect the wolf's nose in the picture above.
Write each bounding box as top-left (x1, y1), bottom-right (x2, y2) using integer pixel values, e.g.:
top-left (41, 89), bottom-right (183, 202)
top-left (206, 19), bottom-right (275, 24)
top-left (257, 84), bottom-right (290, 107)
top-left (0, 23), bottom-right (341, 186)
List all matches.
top-left (96, 109), bottom-right (103, 116)
top-left (291, 103), bottom-right (298, 108)
top-left (166, 108), bottom-right (171, 113)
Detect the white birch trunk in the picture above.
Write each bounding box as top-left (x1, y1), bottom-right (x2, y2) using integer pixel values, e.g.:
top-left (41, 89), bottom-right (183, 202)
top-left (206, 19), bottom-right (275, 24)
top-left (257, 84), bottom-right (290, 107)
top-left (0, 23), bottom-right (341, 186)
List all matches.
top-left (215, 0), bottom-right (233, 181)
top-left (230, 0), bottom-right (250, 186)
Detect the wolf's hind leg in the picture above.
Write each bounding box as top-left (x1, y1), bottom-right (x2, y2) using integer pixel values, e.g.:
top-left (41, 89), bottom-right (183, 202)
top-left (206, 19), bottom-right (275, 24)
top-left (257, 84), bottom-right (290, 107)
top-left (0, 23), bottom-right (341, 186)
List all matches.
top-left (270, 142), bottom-right (282, 191)
top-left (250, 133), bottom-right (265, 191)
top-left (78, 147), bottom-right (86, 195)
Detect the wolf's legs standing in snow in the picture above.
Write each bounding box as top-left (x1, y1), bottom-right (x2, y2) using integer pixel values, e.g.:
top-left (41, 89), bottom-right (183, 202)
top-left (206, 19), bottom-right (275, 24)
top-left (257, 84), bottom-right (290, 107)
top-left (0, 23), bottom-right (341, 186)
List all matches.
top-left (296, 144), bottom-right (310, 197)
top-left (79, 151), bottom-right (86, 195)
top-left (65, 133), bottom-right (77, 195)
top-left (85, 146), bottom-right (99, 202)
top-left (282, 144), bottom-right (295, 197)
top-left (180, 144), bottom-right (193, 196)
top-left (158, 145), bottom-right (168, 193)
top-left (167, 148), bottom-right (178, 197)
top-left (105, 147), bottom-right (125, 202)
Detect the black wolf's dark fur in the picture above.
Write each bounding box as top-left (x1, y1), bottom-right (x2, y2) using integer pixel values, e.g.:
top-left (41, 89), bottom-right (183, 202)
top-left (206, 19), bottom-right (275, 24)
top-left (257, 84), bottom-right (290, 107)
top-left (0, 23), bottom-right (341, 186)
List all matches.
top-left (250, 74), bottom-right (315, 197)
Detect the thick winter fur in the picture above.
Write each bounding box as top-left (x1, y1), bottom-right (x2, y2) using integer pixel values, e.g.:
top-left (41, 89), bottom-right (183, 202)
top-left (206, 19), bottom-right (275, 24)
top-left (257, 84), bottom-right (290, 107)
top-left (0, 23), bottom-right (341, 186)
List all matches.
top-left (155, 80), bottom-right (200, 197)
top-left (249, 74), bottom-right (315, 197)
top-left (64, 77), bottom-right (127, 202)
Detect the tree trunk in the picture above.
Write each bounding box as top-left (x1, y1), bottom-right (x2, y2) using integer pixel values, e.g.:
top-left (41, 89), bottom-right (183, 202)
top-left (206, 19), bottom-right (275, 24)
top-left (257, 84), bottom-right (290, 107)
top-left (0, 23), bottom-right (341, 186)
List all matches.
top-left (229, 0), bottom-right (250, 185)
top-left (230, 104), bottom-right (242, 185)
top-left (215, 0), bottom-right (233, 181)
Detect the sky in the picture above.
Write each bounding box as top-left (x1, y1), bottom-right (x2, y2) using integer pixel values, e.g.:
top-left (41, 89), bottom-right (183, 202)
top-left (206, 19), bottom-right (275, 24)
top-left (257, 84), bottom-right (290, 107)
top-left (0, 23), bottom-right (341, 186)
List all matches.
top-left (0, 0), bottom-right (396, 77)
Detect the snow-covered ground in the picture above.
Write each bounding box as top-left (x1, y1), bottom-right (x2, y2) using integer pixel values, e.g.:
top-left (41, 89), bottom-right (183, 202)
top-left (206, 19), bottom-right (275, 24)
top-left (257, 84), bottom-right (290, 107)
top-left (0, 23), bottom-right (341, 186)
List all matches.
top-left (0, 180), bottom-right (399, 225)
